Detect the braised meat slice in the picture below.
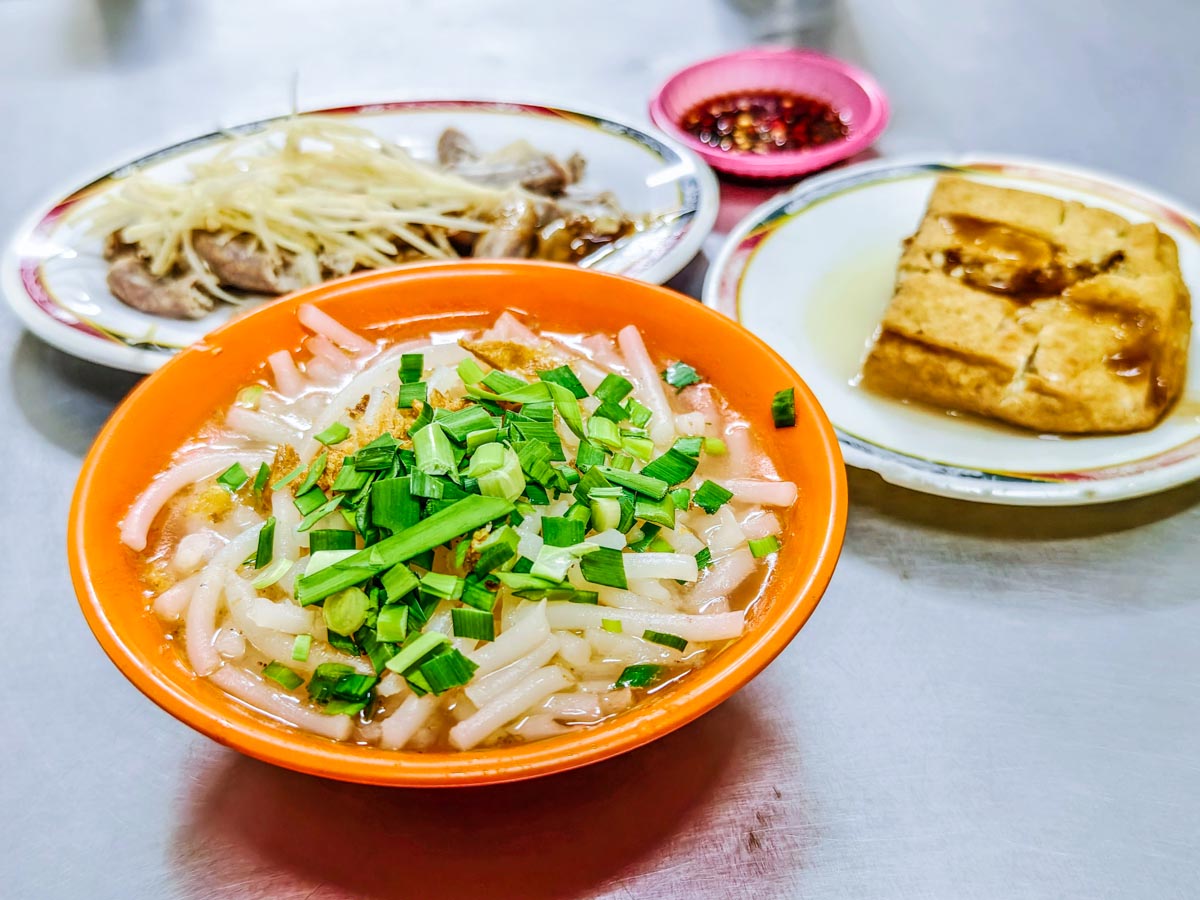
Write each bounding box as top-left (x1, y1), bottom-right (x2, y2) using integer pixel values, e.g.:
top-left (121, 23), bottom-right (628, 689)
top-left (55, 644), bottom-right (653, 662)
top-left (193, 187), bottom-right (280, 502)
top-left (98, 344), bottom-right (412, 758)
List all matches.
top-left (192, 231), bottom-right (307, 295)
top-left (437, 129), bottom-right (580, 196)
top-left (106, 254), bottom-right (213, 320)
top-left (472, 195), bottom-right (537, 258)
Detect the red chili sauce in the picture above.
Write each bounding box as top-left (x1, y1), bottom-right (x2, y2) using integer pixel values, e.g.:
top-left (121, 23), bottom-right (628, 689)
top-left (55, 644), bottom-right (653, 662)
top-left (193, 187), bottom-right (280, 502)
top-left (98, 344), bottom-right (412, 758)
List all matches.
top-left (680, 90), bottom-right (849, 154)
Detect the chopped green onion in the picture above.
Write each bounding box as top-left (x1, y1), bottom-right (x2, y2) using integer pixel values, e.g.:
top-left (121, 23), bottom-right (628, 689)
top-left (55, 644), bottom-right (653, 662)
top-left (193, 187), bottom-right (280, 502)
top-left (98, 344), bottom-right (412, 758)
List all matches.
top-left (628, 523), bottom-right (661, 553)
top-left (703, 437), bottom-right (728, 456)
top-left (439, 405), bottom-right (496, 442)
top-left (354, 434), bottom-right (398, 470)
top-left (693, 480), bottom-right (734, 514)
top-left (315, 422), bottom-right (350, 446)
top-left (451, 607), bottom-right (495, 642)
top-left (306, 549), bottom-right (358, 577)
top-left (748, 535), bottom-right (782, 558)
top-left (621, 435), bottom-right (655, 461)
top-left (296, 495), bottom-right (514, 605)
top-left (589, 486), bottom-right (623, 499)
top-left (384, 632), bottom-right (450, 675)
top-left (609, 453), bottom-right (634, 472)
top-left (370, 476), bottom-right (420, 533)
top-left (467, 442), bottom-right (506, 477)
top-left (771, 388), bottom-right (796, 428)
top-left (291, 634), bottom-right (312, 662)
top-left (595, 374), bottom-right (634, 406)
top-left (593, 400), bottom-right (629, 422)
top-left (634, 495), bottom-right (676, 529)
top-left (323, 587), bottom-right (373, 636)
top-left (494, 570), bottom-right (554, 591)
top-left (418, 648), bottom-right (479, 694)
top-left (309, 529), bottom-right (356, 553)
top-left (262, 662), bottom-right (304, 691)
top-left (639, 447), bottom-right (699, 487)
top-left (306, 664), bottom-right (378, 710)
top-left (295, 452), bottom-right (328, 497)
top-left (466, 427), bottom-right (500, 451)
top-left (590, 497), bottom-right (622, 532)
top-left (521, 401), bottom-right (556, 421)
top-left (542, 516), bottom-right (586, 548)
top-left (409, 399), bottom-right (434, 434)
top-left (472, 525), bottom-right (519, 575)
top-left (420, 571), bottom-right (464, 601)
top-left (381, 562), bottom-right (420, 601)
top-left (579, 546), bottom-right (627, 589)
top-left (511, 420), bottom-right (565, 460)
top-left (643, 630), bottom-right (687, 652)
top-left (298, 495), bottom-right (344, 532)
top-left (294, 487), bottom-right (328, 516)
top-left (413, 422), bottom-right (455, 476)
top-left (594, 466), bottom-right (669, 500)
top-left (453, 535), bottom-right (471, 570)
top-left (399, 353), bottom-right (424, 384)
top-left (235, 384), bottom-right (265, 409)
top-left (662, 361), bottom-right (702, 392)
top-left (566, 503), bottom-right (591, 528)
top-left (674, 436), bottom-right (703, 457)
top-left (322, 698), bottom-right (371, 716)
top-left (409, 470), bottom-right (444, 499)
top-left (617, 491), bottom-right (637, 533)
top-left (586, 416), bottom-right (622, 451)
top-left (625, 398), bottom-right (652, 428)
top-left (476, 446), bottom-right (526, 502)
top-left (648, 535), bottom-right (674, 553)
top-left (397, 381), bottom-right (427, 409)
top-left (306, 663), bottom-right (358, 702)
top-left (254, 517), bottom-right (275, 568)
top-left (457, 356), bottom-right (487, 384)
top-left (216, 463), bottom-right (249, 492)
top-left (481, 370), bottom-right (526, 394)
top-left (601, 618), bottom-right (623, 633)
top-left (552, 462), bottom-right (580, 486)
top-left (461, 574), bottom-right (499, 611)
top-left (252, 462), bottom-right (271, 494)
top-left (575, 439), bottom-right (607, 472)
top-left (538, 365), bottom-right (588, 399)
top-left (331, 459), bottom-right (370, 492)
top-left (512, 440), bottom-right (559, 489)
top-left (375, 605), bottom-right (409, 643)
top-left (359, 628), bottom-right (398, 675)
top-left (531, 542), bottom-right (599, 582)
top-left (669, 487), bottom-right (691, 511)
top-left (271, 463), bottom-right (305, 491)
top-left (546, 385), bottom-right (584, 440)
top-left (615, 664), bottom-right (663, 689)
top-left (250, 557), bottom-right (291, 590)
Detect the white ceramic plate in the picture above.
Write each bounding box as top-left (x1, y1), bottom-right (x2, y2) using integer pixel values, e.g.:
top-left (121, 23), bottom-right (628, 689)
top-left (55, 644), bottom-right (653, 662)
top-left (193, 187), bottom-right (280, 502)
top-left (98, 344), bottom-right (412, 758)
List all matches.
top-left (4, 99), bottom-right (718, 373)
top-left (705, 155), bottom-right (1200, 505)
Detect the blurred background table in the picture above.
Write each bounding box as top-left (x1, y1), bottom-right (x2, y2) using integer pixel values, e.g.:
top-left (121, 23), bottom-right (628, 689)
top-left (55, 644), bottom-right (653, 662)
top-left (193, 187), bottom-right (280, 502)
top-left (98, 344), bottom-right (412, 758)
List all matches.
top-left (3, 1), bottom-right (1198, 897)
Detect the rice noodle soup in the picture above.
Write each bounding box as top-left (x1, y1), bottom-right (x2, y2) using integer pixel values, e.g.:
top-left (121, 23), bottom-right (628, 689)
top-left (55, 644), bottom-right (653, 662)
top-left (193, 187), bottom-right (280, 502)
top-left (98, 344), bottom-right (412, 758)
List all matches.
top-left (125, 306), bottom-right (798, 751)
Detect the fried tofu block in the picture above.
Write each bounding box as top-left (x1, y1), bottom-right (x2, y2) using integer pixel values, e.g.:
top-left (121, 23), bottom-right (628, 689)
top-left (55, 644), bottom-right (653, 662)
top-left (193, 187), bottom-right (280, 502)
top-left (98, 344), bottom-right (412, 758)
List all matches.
top-left (861, 176), bottom-right (1191, 433)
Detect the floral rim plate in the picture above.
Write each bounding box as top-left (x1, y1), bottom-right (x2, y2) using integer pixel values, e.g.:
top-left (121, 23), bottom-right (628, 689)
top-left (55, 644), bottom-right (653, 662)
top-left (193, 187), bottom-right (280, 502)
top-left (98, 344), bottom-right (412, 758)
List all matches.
top-left (704, 154), bottom-right (1200, 506)
top-left (3, 99), bottom-right (718, 374)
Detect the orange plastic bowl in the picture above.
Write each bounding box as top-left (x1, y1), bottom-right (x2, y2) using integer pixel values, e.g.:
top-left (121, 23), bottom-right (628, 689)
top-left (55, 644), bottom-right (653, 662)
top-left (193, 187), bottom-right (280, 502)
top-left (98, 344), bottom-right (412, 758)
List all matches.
top-left (68, 261), bottom-right (846, 787)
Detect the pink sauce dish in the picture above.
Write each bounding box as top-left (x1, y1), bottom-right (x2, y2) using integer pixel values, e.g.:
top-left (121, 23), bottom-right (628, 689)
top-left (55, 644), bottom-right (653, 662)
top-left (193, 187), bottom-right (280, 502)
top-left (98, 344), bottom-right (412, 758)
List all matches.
top-left (649, 47), bottom-right (889, 181)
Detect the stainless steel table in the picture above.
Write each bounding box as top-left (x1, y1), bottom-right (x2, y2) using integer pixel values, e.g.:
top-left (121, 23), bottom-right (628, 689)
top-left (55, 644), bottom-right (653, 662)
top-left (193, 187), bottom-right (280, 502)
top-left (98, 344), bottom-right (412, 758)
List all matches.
top-left (3, 2), bottom-right (1198, 897)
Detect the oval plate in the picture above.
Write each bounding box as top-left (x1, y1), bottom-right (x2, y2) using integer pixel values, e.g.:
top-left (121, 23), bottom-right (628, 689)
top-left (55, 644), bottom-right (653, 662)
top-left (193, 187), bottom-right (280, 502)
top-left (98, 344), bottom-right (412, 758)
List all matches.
top-left (4, 99), bottom-right (718, 373)
top-left (705, 155), bottom-right (1200, 505)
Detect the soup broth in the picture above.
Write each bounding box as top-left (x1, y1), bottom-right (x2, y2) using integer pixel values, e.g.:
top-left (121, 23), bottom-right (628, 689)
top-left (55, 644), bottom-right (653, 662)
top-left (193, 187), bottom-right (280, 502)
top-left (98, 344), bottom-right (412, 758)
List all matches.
top-left (127, 306), bottom-right (798, 752)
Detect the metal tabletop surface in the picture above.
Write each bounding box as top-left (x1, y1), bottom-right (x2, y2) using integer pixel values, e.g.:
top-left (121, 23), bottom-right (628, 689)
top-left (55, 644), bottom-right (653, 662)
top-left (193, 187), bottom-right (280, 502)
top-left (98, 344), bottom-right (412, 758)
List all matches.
top-left (3, 1), bottom-right (1198, 897)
